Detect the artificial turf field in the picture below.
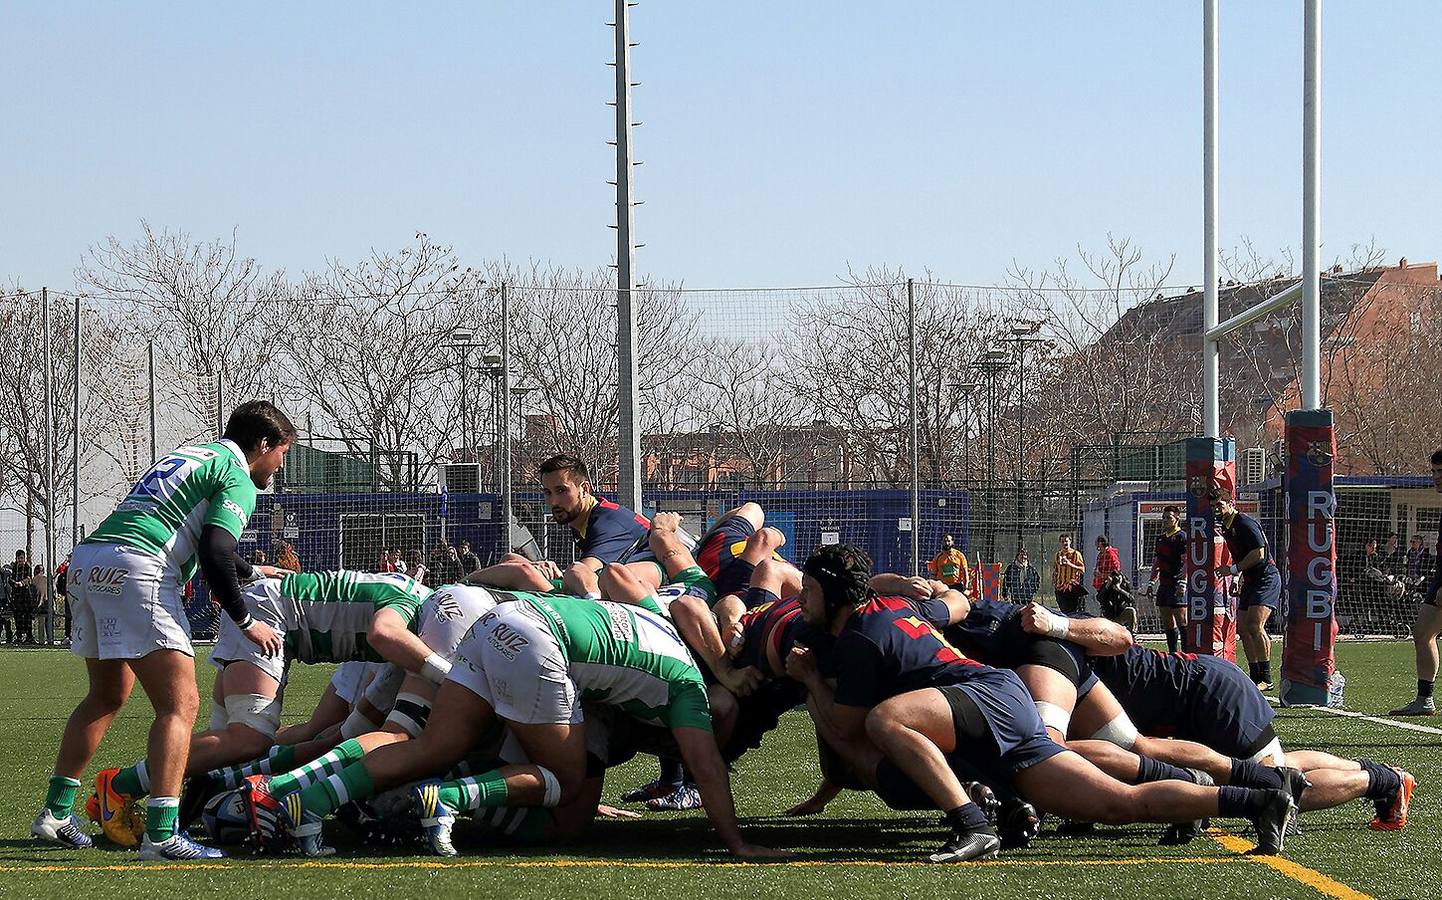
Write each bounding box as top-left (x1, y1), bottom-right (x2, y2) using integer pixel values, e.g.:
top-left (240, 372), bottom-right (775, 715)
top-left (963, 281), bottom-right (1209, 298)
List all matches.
top-left (0, 640), bottom-right (1436, 900)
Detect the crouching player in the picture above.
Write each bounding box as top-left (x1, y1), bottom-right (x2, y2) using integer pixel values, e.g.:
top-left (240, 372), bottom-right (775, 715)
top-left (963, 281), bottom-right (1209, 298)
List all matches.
top-left (790, 544), bottom-right (1296, 862)
top-left (90, 569), bottom-right (440, 848)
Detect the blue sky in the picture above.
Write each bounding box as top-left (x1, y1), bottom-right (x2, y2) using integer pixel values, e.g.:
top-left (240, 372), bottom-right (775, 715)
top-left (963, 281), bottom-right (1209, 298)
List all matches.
top-left (3, 1), bottom-right (1438, 291)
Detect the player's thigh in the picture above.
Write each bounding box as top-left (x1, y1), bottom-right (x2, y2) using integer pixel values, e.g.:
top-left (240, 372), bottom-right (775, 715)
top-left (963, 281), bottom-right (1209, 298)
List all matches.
top-left (868, 688), bottom-right (958, 753)
top-left (1239, 604), bottom-right (1272, 632)
top-left (1016, 662), bottom-right (1078, 710)
top-left (507, 721), bottom-right (589, 793)
top-left (1414, 602), bottom-right (1442, 641)
top-left (413, 679), bottom-right (499, 760)
top-left (84, 657), bottom-right (134, 710)
top-left (1068, 679), bottom-right (1128, 739)
top-left (130, 647), bottom-right (200, 716)
top-left (217, 659), bottom-right (281, 700)
top-left (728, 502), bottom-right (766, 532)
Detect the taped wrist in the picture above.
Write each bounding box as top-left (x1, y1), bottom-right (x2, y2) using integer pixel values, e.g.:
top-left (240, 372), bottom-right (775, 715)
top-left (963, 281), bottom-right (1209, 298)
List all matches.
top-left (420, 653), bottom-right (452, 685)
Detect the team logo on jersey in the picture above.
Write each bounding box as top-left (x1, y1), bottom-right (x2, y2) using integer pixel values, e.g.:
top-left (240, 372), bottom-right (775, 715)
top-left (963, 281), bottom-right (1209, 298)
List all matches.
top-left (87, 566), bottom-right (129, 596)
top-left (433, 593), bottom-right (464, 621)
top-left (1306, 441), bottom-right (1334, 468)
top-left (1188, 475), bottom-right (1209, 498)
top-left (222, 499), bottom-right (249, 527)
top-left (605, 603), bottom-right (634, 643)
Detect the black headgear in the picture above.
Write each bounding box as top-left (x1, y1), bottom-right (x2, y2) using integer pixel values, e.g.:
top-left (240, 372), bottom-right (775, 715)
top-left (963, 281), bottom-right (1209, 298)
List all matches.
top-left (803, 544), bottom-right (872, 619)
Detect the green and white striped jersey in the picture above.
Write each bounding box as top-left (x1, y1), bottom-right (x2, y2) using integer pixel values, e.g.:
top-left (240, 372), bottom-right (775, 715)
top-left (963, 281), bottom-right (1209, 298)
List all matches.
top-left (85, 439), bottom-right (256, 583)
top-left (515, 592), bottom-right (711, 732)
top-left (279, 570), bottom-right (431, 664)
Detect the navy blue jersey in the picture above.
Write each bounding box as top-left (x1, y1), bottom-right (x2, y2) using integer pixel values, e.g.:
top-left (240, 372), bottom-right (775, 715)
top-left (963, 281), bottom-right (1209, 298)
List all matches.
top-left (942, 597), bottom-right (1029, 666)
top-left (574, 498), bottom-right (651, 564)
top-left (1220, 511), bottom-right (1269, 566)
top-left (822, 594), bottom-right (983, 708)
top-left (1153, 529), bottom-right (1187, 586)
top-left (734, 595), bottom-right (830, 679)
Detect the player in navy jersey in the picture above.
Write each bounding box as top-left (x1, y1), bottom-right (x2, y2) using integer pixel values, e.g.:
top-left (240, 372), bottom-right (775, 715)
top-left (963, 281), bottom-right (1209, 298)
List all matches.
top-left (1093, 646), bottom-right (1415, 831)
top-left (1390, 447), bottom-right (1442, 718)
top-left (1148, 506), bottom-right (1189, 653)
top-left (789, 544), bottom-right (1296, 862)
top-left (537, 454), bottom-right (653, 598)
top-left (1212, 487), bottom-right (1283, 691)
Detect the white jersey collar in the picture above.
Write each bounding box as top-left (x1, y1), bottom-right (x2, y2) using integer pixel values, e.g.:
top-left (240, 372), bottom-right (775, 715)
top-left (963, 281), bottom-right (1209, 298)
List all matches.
top-left (217, 438), bottom-right (252, 473)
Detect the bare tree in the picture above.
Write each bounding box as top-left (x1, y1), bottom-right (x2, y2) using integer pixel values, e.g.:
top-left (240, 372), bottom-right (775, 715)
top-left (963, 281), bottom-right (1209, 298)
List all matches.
top-left (78, 222), bottom-right (286, 439)
top-left (270, 234), bottom-right (490, 489)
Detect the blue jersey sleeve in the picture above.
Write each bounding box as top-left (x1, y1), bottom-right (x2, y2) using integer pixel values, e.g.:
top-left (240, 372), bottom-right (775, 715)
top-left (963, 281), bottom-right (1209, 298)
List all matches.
top-left (910, 596), bottom-right (953, 628)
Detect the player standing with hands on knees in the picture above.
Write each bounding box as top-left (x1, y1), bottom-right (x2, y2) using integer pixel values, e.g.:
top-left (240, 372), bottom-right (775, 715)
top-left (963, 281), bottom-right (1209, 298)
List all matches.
top-left (32, 401), bottom-right (295, 860)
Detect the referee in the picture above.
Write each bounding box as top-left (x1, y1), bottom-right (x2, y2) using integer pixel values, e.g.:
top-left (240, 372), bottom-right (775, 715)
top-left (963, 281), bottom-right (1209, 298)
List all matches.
top-left (1212, 487), bottom-right (1283, 691)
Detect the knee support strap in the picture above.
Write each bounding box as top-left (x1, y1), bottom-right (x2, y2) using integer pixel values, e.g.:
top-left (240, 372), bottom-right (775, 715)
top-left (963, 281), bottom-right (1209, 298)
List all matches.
top-left (383, 691), bottom-right (433, 738)
top-left (1088, 712), bottom-right (1140, 750)
top-left (223, 693), bottom-right (282, 738)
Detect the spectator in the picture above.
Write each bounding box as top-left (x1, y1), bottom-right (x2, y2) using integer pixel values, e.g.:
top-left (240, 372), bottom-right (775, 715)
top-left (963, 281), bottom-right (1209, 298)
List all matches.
top-left (389, 548), bottom-right (408, 575)
top-left (431, 537), bottom-right (461, 586)
top-left (0, 560), bottom-right (12, 644)
top-left (14, 560), bottom-right (38, 644)
top-left (1405, 533), bottom-right (1434, 582)
top-left (1093, 535), bottom-right (1122, 592)
top-left (456, 539), bottom-right (481, 578)
top-left (376, 549), bottom-right (392, 573)
top-left (926, 534), bottom-right (970, 590)
top-left (275, 540), bottom-right (302, 572)
top-left (406, 549), bottom-right (428, 585)
top-left (1052, 534), bottom-right (1087, 614)
top-left (249, 549), bottom-right (267, 565)
top-left (1001, 548), bottom-right (1040, 605)
top-left (55, 557), bottom-right (71, 641)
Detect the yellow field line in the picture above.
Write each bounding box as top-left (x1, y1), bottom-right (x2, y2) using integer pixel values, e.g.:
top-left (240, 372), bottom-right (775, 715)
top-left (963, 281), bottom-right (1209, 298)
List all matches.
top-left (1208, 829), bottom-right (1373, 900)
top-left (0, 855), bottom-right (1241, 874)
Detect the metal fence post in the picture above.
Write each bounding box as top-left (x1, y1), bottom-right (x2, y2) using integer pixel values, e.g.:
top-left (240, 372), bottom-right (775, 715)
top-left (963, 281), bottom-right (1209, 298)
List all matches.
top-left (907, 279), bottom-right (920, 575)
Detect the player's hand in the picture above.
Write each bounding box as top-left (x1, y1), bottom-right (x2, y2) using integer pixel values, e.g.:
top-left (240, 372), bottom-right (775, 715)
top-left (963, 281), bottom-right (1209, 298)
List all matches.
top-left (242, 620), bottom-right (283, 657)
top-left (900, 576), bottom-right (932, 599)
top-left (530, 560), bottom-right (563, 581)
top-left (255, 565), bottom-right (293, 578)
top-left (782, 796), bottom-right (829, 817)
top-left (720, 664), bottom-right (763, 698)
top-left (724, 620), bottom-right (745, 660)
top-left (595, 804), bottom-right (642, 820)
top-left (731, 843), bottom-right (792, 859)
top-left (784, 644), bottom-right (819, 684)
top-left (652, 511), bottom-right (682, 533)
top-left (1020, 602), bottom-right (1056, 636)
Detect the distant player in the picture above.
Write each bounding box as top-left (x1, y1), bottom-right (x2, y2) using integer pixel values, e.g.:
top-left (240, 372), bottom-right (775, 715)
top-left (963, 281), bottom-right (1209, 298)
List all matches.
top-left (1390, 447), bottom-right (1442, 717)
top-left (1213, 488), bottom-right (1282, 691)
top-left (1148, 506), bottom-right (1188, 653)
top-left (33, 401), bottom-right (294, 860)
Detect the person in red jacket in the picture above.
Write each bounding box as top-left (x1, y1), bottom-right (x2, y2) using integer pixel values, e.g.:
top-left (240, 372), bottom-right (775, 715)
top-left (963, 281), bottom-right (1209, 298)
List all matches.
top-left (1093, 535), bottom-right (1121, 592)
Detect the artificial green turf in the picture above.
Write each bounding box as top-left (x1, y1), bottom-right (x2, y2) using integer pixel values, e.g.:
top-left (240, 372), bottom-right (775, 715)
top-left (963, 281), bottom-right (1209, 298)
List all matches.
top-left (0, 641), bottom-right (1436, 900)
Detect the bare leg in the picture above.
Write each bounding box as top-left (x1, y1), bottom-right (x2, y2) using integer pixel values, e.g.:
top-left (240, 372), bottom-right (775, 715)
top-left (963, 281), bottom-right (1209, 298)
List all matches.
top-left (186, 661), bottom-right (280, 772)
top-left (1016, 751), bottom-right (1224, 824)
top-left (866, 691), bottom-right (971, 810)
top-left (52, 659), bottom-right (134, 779)
top-left (128, 649), bottom-right (202, 801)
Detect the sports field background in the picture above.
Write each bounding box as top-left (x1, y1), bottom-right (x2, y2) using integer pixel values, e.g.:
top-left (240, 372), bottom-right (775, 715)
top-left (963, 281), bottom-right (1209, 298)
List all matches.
top-left (0, 640), bottom-right (1436, 900)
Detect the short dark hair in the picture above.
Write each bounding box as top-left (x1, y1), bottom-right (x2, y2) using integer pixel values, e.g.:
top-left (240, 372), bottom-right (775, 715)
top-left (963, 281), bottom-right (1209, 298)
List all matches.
top-left (1163, 505), bottom-right (1180, 516)
top-left (1209, 485), bottom-right (1236, 505)
top-left (539, 454), bottom-right (588, 482)
top-left (1432, 446), bottom-right (1442, 466)
top-left (1096, 535), bottom-right (1110, 547)
top-left (223, 401), bottom-right (297, 453)
top-left (1387, 531), bottom-right (1398, 539)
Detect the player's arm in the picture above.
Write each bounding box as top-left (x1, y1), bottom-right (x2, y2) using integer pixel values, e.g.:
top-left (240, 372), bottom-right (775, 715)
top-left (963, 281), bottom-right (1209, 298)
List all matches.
top-left (786, 644), bottom-right (870, 744)
top-left (1234, 547), bottom-right (1267, 573)
top-left (869, 572), bottom-right (936, 600)
top-left (368, 607), bottom-right (451, 684)
top-left (649, 511), bottom-right (698, 578)
top-left (671, 593), bottom-right (762, 696)
top-left (784, 778), bottom-right (842, 817)
top-left (197, 525), bottom-right (282, 656)
top-left (671, 725), bottom-right (786, 858)
top-left (1019, 602), bottom-right (1133, 655)
top-left (467, 559), bottom-right (556, 592)
top-left (562, 557), bottom-right (606, 597)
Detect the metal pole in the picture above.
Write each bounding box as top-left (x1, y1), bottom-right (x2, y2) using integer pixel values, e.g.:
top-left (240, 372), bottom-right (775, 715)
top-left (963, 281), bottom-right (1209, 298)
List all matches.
top-left (613, 0), bottom-right (641, 511)
top-left (146, 338), bottom-right (156, 464)
top-left (459, 346), bottom-right (469, 456)
top-left (216, 366), bottom-right (225, 435)
top-left (500, 284), bottom-right (513, 554)
top-left (1301, 0), bottom-right (1322, 410)
top-left (987, 367), bottom-right (997, 563)
top-left (42, 288), bottom-right (56, 643)
top-left (906, 279), bottom-right (920, 575)
top-left (72, 295), bottom-right (80, 548)
top-left (1016, 341), bottom-right (1025, 550)
top-left (1202, 0), bottom-right (1220, 437)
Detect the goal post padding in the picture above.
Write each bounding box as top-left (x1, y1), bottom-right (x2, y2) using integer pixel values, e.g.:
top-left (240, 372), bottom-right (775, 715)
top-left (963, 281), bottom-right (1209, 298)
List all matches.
top-left (1184, 437), bottom-right (1238, 660)
top-left (1281, 408), bottom-right (1338, 706)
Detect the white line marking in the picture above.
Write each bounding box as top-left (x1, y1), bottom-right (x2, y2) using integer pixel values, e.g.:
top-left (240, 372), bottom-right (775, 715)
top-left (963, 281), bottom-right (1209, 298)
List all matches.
top-left (1278, 702), bottom-right (1442, 736)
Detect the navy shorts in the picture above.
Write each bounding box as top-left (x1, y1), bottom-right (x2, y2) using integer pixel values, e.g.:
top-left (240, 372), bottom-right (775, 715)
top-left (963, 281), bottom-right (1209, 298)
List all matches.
top-left (1017, 635), bottom-right (1100, 700)
top-left (1155, 581), bottom-right (1185, 609)
top-left (1238, 567), bottom-right (1282, 611)
top-left (696, 515), bottom-right (758, 600)
top-left (1176, 655), bottom-right (1276, 757)
top-left (936, 669), bottom-right (1066, 790)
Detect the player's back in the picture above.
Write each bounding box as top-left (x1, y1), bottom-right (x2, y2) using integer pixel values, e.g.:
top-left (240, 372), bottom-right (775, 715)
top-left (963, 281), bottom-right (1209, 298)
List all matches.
top-left (577, 498), bottom-right (652, 563)
top-left (1091, 646), bottom-right (1197, 731)
top-left (85, 439), bottom-right (256, 579)
top-left (280, 570), bottom-right (431, 663)
top-left (826, 595), bottom-right (981, 705)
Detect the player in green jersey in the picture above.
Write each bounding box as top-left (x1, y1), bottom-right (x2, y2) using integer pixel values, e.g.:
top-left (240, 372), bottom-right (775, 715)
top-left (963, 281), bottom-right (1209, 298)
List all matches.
top-left (34, 401), bottom-right (295, 861)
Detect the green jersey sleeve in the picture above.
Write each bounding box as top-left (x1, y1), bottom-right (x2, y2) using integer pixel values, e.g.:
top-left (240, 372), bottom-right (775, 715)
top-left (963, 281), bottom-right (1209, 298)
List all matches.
top-left (202, 463), bottom-right (257, 539)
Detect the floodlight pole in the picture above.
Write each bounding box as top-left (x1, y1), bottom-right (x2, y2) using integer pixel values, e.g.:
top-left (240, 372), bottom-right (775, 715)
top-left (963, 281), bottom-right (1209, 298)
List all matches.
top-left (613, 0), bottom-right (641, 511)
top-left (1301, 0), bottom-right (1322, 410)
top-left (906, 279), bottom-right (920, 575)
top-left (500, 284), bottom-right (513, 551)
top-left (1202, 0), bottom-right (1220, 438)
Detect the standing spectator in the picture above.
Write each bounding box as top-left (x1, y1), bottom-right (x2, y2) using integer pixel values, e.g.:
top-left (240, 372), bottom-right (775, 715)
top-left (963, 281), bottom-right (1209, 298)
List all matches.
top-left (248, 549), bottom-right (267, 566)
top-left (274, 540), bottom-right (301, 573)
top-left (456, 539), bottom-right (481, 578)
top-left (0, 560), bottom-right (13, 644)
top-left (55, 557), bottom-right (72, 641)
top-left (14, 558), bottom-right (38, 644)
top-left (1405, 533), bottom-right (1434, 582)
top-left (926, 534), bottom-right (970, 590)
top-left (406, 549), bottom-right (428, 585)
top-left (431, 537), bottom-right (461, 585)
top-left (1052, 534), bottom-right (1087, 614)
top-left (1001, 548), bottom-right (1040, 605)
top-left (389, 548), bottom-right (408, 575)
top-left (1093, 535), bottom-right (1122, 592)
top-left (376, 549), bottom-right (392, 573)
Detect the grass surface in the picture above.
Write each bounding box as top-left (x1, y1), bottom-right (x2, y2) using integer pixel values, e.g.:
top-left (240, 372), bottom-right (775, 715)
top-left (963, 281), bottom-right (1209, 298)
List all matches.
top-left (0, 640), bottom-right (1436, 899)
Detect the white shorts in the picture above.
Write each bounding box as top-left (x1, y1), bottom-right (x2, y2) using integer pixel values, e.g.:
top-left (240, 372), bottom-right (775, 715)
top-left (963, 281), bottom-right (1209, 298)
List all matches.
top-left (68, 543), bottom-right (192, 660)
top-left (329, 661), bottom-right (387, 706)
top-left (419, 584), bottom-right (498, 661)
top-left (210, 580), bottom-right (287, 683)
top-left (360, 663), bottom-right (406, 713)
top-left (447, 602), bottom-right (580, 726)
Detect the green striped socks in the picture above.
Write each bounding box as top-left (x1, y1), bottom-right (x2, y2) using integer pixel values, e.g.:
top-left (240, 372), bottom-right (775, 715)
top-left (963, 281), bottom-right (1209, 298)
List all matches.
top-left (270, 740), bottom-right (366, 797)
